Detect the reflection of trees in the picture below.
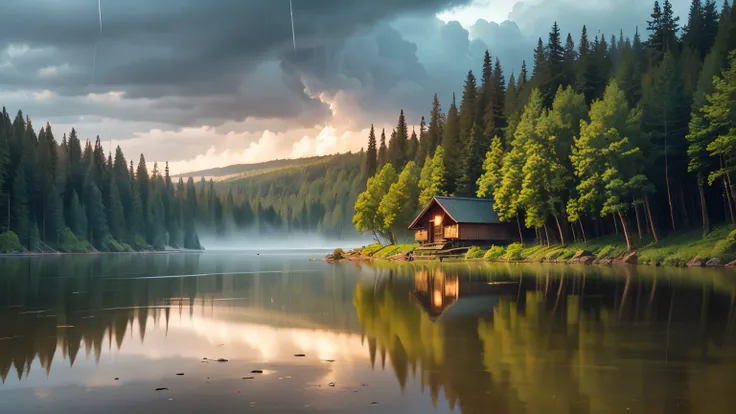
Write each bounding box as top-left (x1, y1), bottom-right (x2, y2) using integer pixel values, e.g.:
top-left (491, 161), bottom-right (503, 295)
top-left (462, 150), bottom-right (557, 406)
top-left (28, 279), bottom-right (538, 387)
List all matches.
top-left (357, 262), bottom-right (736, 413)
top-left (0, 254), bottom-right (360, 382)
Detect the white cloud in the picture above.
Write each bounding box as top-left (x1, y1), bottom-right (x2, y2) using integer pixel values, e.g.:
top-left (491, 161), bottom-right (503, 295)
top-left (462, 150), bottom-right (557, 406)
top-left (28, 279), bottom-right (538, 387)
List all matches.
top-left (37, 63), bottom-right (70, 78)
top-left (438, 0), bottom-right (519, 26)
top-left (32, 89), bottom-right (54, 102)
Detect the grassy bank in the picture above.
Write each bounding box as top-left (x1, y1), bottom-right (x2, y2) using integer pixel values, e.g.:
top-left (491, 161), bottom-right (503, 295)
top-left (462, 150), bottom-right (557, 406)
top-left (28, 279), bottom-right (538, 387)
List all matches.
top-left (347, 226), bottom-right (736, 267)
top-left (352, 243), bottom-right (419, 259)
top-left (485, 226), bottom-right (736, 265)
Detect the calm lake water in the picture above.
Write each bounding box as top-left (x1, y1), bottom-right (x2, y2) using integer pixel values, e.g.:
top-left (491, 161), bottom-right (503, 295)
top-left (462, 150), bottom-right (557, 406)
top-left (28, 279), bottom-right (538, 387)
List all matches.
top-left (1, 252), bottom-right (736, 414)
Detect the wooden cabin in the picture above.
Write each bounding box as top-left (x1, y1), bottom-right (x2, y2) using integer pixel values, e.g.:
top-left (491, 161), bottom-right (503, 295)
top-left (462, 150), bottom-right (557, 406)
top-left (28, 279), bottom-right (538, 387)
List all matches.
top-left (408, 196), bottom-right (517, 247)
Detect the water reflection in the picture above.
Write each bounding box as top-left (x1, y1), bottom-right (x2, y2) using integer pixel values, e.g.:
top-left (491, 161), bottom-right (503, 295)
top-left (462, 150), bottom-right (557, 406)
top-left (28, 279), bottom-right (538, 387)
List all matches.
top-left (354, 262), bottom-right (736, 413)
top-left (1, 255), bottom-right (736, 413)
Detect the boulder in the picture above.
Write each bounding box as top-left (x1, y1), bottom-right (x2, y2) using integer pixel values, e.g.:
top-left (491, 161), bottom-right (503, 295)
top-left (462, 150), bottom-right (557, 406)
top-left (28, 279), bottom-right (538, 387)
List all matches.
top-left (726, 260), bottom-right (736, 268)
top-left (706, 258), bottom-right (723, 267)
top-left (687, 257), bottom-right (706, 267)
top-left (620, 252), bottom-right (638, 264)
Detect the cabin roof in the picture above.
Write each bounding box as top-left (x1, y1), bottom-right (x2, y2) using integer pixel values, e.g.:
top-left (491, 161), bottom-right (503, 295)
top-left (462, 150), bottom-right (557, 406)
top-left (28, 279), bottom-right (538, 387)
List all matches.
top-left (408, 196), bottom-right (501, 229)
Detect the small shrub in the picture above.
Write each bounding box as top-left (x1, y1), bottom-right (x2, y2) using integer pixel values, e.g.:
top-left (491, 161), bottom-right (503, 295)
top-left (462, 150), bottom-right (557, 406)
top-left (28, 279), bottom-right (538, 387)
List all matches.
top-left (104, 238), bottom-right (133, 253)
top-left (465, 246), bottom-right (485, 259)
top-left (0, 231), bottom-right (22, 253)
top-left (503, 243), bottom-right (524, 261)
top-left (484, 245), bottom-right (505, 261)
top-left (330, 248), bottom-right (345, 260)
top-left (129, 236), bottom-right (150, 251)
top-left (57, 228), bottom-right (95, 253)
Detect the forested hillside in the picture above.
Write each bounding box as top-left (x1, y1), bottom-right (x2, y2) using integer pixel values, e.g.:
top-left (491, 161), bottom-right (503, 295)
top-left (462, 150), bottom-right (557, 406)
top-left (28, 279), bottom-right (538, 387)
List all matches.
top-left (355, 0), bottom-right (736, 250)
top-left (199, 153), bottom-right (364, 240)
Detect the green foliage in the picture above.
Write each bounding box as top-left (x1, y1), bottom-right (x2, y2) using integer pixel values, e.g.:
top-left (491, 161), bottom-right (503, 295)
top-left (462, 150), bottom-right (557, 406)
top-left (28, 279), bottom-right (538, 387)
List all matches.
top-left (0, 231), bottom-right (22, 253)
top-left (353, 163), bottom-right (398, 242)
top-left (503, 243), bottom-right (525, 260)
top-left (57, 228), bottom-right (95, 253)
top-left (476, 135), bottom-right (504, 198)
top-left (441, 95), bottom-right (462, 194)
top-left (465, 246), bottom-right (486, 259)
top-left (378, 162), bottom-right (420, 243)
top-left (483, 245), bottom-right (505, 260)
top-left (418, 146), bottom-right (447, 206)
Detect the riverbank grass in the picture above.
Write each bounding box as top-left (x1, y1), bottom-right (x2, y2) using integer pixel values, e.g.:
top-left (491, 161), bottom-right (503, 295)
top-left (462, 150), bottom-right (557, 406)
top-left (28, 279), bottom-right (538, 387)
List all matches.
top-left (358, 243), bottom-right (419, 258)
top-left (469, 226), bottom-right (736, 265)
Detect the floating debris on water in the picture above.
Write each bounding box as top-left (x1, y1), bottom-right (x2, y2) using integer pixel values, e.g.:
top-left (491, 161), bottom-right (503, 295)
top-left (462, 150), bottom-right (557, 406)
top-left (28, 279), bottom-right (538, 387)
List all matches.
top-left (370, 402), bottom-right (378, 405)
top-left (250, 370), bottom-right (263, 374)
top-left (56, 325), bottom-right (74, 329)
top-left (322, 359), bottom-right (335, 363)
top-left (217, 358), bottom-right (229, 362)
top-left (176, 373), bottom-right (184, 376)
top-left (294, 354), bottom-right (306, 357)
top-left (155, 387), bottom-right (169, 391)
top-left (114, 378), bottom-right (119, 381)
top-left (328, 382), bottom-right (336, 387)
top-left (242, 376), bottom-right (254, 380)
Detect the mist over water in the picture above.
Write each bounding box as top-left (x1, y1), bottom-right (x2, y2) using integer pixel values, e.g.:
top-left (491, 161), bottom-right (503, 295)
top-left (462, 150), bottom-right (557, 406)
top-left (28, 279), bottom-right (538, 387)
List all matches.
top-left (197, 229), bottom-right (372, 251)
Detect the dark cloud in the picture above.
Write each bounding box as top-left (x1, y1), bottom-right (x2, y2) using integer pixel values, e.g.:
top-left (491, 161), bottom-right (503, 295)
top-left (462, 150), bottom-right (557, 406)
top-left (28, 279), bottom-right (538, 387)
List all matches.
top-left (0, 0), bottom-right (471, 126)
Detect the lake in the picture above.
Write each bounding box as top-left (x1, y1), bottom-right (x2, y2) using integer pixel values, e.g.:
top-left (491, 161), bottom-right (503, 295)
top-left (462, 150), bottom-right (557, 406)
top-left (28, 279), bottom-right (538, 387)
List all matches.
top-left (1, 252), bottom-right (735, 413)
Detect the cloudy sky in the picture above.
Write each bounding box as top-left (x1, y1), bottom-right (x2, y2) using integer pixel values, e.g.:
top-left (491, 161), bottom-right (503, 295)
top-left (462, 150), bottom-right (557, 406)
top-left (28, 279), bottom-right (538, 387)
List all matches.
top-left (1, 0), bottom-right (692, 173)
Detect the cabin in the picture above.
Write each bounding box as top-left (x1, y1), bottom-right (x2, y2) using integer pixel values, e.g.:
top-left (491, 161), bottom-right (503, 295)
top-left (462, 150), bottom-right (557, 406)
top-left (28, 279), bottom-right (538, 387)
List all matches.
top-left (408, 196), bottom-right (517, 248)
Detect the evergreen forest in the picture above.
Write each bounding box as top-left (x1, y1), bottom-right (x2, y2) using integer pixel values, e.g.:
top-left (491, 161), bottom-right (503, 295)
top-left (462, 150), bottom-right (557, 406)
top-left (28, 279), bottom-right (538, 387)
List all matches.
top-left (355, 0), bottom-right (736, 251)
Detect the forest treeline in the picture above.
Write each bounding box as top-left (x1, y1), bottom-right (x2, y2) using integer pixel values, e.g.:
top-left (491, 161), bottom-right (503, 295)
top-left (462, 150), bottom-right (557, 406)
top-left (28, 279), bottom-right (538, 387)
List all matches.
top-left (0, 115), bottom-right (206, 253)
top-left (355, 0), bottom-right (736, 250)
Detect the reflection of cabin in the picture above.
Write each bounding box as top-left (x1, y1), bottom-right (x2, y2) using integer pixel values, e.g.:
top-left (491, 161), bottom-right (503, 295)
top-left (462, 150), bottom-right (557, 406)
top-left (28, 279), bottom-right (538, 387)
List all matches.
top-left (408, 196), bottom-right (517, 248)
top-left (413, 270), bottom-right (518, 321)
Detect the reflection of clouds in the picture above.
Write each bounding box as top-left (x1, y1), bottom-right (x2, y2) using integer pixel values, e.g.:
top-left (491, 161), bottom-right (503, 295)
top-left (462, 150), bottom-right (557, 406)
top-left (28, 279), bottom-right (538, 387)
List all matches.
top-left (114, 308), bottom-right (367, 364)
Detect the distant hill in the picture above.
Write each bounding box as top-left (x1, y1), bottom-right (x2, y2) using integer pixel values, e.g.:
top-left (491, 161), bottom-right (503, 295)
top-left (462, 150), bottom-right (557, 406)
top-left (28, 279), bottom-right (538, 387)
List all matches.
top-left (181, 155), bottom-right (342, 181)
top-left (181, 152), bottom-right (366, 239)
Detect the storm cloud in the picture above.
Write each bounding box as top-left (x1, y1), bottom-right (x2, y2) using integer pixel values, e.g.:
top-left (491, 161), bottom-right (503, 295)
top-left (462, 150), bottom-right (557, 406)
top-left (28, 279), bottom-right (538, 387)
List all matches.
top-left (0, 0), bottom-right (694, 172)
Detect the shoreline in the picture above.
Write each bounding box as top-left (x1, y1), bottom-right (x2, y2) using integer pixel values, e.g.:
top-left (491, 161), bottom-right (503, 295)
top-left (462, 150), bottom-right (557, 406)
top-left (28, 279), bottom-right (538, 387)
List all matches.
top-left (0, 248), bottom-right (206, 258)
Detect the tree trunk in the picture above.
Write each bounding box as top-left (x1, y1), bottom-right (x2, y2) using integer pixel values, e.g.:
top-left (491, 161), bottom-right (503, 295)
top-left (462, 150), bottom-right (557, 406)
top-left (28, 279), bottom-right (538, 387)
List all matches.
top-left (633, 203), bottom-right (643, 240)
top-left (697, 182), bottom-right (710, 235)
top-left (613, 214), bottom-right (619, 234)
top-left (579, 219), bottom-right (587, 243)
top-left (727, 171), bottom-right (736, 217)
top-left (543, 224), bottom-right (551, 247)
top-left (644, 195), bottom-right (659, 242)
top-left (725, 177), bottom-right (736, 225)
top-left (570, 219), bottom-right (578, 243)
top-left (665, 159), bottom-right (677, 232)
top-left (679, 185), bottom-right (690, 229)
top-left (618, 211), bottom-right (632, 251)
top-left (553, 214), bottom-right (565, 247)
top-left (515, 215), bottom-right (524, 244)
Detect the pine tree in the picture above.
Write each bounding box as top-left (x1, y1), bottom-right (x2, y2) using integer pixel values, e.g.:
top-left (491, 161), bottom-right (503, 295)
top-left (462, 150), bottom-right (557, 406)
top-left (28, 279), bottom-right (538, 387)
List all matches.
top-left (647, 0), bottom-right (680, 63)
top-left (407, 128), bottom-right (418, 162)
top-left (459, 71), bottom-right (478, 144)
top-left (683, 0), bottom-right (704, 54)
top-left (479, 50), bottom-right (493, 132)
top-left (485, 58), bottom-right (506, 140)
top-left (415, 116), bottom-right (429, 164)
top-left (364, 125), bottom-right (378, 179)
top-left (418, 146), bottom-right (448, 206)
top-left (441, 94), bottom-right (462, 194)
top-left (377, 129), bottom-right (388, 168)
top-left (395, 110), bottom-right (409, 168)
top-left (504, 72), bottom-right (520, 140)
top-left (544, 22), bottom-right (565, 106)
top-left (457, 122), bottom-right (486, 197)
top-left (476, 135), bottom-right (504, 199)
top-left (642, 51), bottom-right (691, 232)
top-left (562, 33), bottom-right (577, 89)
top-left (427, 94), bottom-right (444, 154)
top-left (84, 177), bottom-right (110, 249)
